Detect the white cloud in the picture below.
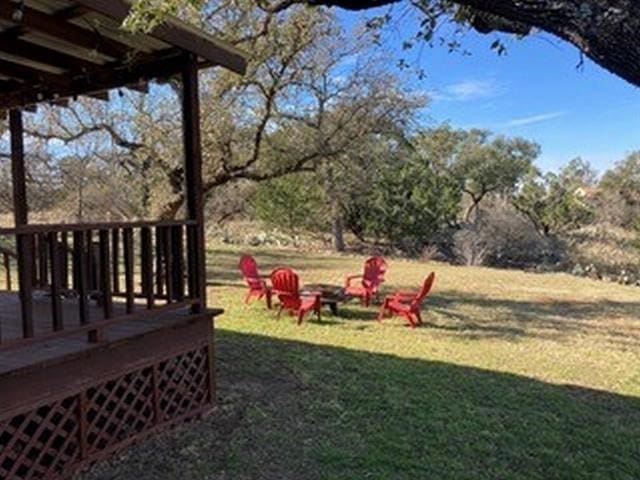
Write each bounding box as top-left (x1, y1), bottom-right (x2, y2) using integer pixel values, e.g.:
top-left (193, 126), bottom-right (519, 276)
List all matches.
top-left (430, 79), bottom-right (502, 102)
top-left (503, 111), bottom-right (567, 127)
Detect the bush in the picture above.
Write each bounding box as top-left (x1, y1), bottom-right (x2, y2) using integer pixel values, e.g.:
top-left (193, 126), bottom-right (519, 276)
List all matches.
top-left (347, 155), bottom-right (462, 256)
top-left (252, 173), bottom-right (329, 236)
top-left (453, 197), bottom-right (565, 267)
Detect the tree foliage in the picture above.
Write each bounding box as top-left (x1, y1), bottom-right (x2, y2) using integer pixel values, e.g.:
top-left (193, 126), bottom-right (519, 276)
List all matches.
top-left (599, 151), bottom-right (640, 227)
top-left (125, 0), bottom-right (640, 88)
top-left (253, 173), bottom-right (328, 235)
top-left (513, 159), bottom-right (596, 236)
top-left (357, 154), bottom-right (462, 254)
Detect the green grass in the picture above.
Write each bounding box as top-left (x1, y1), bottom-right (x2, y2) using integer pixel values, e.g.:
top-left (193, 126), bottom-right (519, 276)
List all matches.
top-left (81, 244), bottom-right (640, 480)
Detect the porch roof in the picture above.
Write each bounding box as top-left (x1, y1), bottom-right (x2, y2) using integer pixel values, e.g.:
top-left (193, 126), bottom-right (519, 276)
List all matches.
top-left (0, 0), bottom-right (247, 110)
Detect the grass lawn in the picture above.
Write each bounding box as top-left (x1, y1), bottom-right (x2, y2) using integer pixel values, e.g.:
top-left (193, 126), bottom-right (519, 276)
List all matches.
top-left (81, 244), bottom-right (640, 480)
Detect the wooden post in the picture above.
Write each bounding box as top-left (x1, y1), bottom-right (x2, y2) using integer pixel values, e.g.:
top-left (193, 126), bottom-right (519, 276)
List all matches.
top-left (182, 56), bottom-right (206, 313)
top-left (73, 230), bottom-right (90, 326)
top-left (10, 108), bottom-right (34, 339)
top-left (123, 227), bottom-right (135, 314)
top-left (49, 231), bottom-right (64, 331)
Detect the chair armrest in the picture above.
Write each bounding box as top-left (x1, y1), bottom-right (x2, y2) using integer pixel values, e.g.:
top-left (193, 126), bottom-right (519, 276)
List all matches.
top-left (387, 291), bottom-right (416, 301)
top-left (301, 291), bottom-right (322, 305)
top-left (301, 290), bottom-right (322, 298)
top-left (344, 274), bottom-right (363, 287)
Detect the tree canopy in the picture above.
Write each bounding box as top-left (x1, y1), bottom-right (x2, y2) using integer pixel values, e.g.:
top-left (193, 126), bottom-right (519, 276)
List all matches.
top-left (125, 0), bottom-right (640, 88)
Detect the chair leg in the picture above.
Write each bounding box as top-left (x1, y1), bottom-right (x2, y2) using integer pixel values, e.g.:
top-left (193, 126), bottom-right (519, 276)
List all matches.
top-left (297, 310), bottom-right (305, 325)
top-left (415, 311), bottom-right (423, 325)
top-left (403, 312), bottom-right (417, 328)
top-left (378, 299), bottom-right (389, 322)
top-left (266, 290), bottom-right (272, 309)
top-left (377, 305), bottom-right (387, 322)
top-left (245, 291), bottom-right (252, 304)
top-left (276, 305), bottom-right (283, 319)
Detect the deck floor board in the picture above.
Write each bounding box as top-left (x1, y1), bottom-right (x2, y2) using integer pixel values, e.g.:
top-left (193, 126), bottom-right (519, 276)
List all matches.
top-left (0, 291), bottom-right (198, 377)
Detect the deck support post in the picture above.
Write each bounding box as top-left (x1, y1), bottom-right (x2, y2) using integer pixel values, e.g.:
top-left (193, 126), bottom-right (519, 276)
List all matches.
top-left (10, 108), bottom-right (34, 339)
top-left (182, 55), bottom-right (206, 314)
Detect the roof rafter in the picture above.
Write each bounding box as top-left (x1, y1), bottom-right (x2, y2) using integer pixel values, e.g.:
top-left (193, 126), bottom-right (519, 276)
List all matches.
top-left (0, 51), bottom-right (190, 110)
top-left (0, 58), bottom-right (67, 87)
top-left (74, 0), bottom-right (247, 74)
top-left (0, 3), bottom-right (131, 60)
top-left (0, 32), bottom-right (99, 72)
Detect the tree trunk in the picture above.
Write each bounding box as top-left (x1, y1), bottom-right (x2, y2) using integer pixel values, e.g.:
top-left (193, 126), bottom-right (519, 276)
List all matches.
top-left (322, 160), bottom-right (346, 252)
top-left (309, 0), bottom-right (640, 88)
top-left (332, 213), bottom-right (345, 252)
top-left (463, 195), bottom-right (482, 223)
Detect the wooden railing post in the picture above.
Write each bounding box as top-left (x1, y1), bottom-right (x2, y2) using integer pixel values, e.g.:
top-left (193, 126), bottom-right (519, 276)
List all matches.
top-left (73, 230), bottom-right (90, 328)
top-left (99, 230), bottom-right (113, 319)
top-left (48, 231), bottom-right (64, 332)
top-left (155, 226), bottom-right (164, 299)
top-left (60, 231), bottom-right (69, 290)
top-left (171, 225), bottom-right (185, 302)
top-left (163, 226), bottom-right (174, 303)
top-left (141, 227), bottom-right (154, 309)
top-left (123, 227), bottom-right (135, 314)
top-left (3, 251), bottom-right (11, 291)
top-left (112, 228), bottom-right (120, 295)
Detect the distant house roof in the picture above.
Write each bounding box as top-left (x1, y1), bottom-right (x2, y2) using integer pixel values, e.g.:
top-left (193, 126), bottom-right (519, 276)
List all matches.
top-left (0, 0), bottom-right (247, 110)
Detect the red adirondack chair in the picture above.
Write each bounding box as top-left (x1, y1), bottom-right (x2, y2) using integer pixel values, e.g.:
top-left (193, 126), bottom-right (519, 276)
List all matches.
top-left (239, 255), bottom-right (272, 309)
top-left (378, 272), bottom-right (436, 328)
top-left (270, 267), bottom-right (321, 325)
top-left (344, 256), bottom-right (387, 306)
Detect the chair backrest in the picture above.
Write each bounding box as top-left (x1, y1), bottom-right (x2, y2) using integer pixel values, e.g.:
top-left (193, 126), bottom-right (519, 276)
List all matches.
top-left (411, 272), bottom-right (436, 310)
top-left (239, 255), bottom-right (263, 289)
top-left (270, 267), bottom-right (301, 309)
top-left (362, 256), bottom-right (387, 291)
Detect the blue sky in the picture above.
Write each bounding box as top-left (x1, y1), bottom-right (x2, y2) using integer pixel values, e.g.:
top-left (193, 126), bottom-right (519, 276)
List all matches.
top-left (338, 7), bottom-right (640, 174)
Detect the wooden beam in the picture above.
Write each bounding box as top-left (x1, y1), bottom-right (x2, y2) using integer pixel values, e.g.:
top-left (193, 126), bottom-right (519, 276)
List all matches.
top-left (181, 56), bottom-right (207, 312)
top-left (74, 0), bottom-right (247, 74)
top-left (86, 91), bottom-right (110, 101)
top-left (0, 51), bottom-right (185, 110)
top-left (50, 98), bottom-right (69, 108)
top-left (127, 82), bottom-right (149, 94)
top-left (10, 110), bottom-right (27, 227)
top-left (0, 35), bottom-right (100, 72)
top-left (54, 5), bottom-right (92, 21)
top-left (0, 58), bottom-right (67, 87)
top-left (0, 3), bottom-right (130, 60)
top-left (10, 109), bottom-right (35, 339)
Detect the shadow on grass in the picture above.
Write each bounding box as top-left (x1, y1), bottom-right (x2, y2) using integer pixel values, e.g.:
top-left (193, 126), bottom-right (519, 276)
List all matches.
top-left (81, 330), bottom-right (640, 480)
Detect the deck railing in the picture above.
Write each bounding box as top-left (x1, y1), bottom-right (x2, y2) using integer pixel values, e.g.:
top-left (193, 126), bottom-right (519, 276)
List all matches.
top-left (0, 219), bottom-right (202, 348)
top-left (0, 245), bottom-right (16, 292)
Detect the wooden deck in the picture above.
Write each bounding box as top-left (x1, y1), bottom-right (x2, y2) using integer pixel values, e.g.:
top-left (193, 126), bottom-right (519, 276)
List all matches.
top-left (0, 290), bottom-right (217, 377)
top-left (0, 293), bottom-right (219, 480)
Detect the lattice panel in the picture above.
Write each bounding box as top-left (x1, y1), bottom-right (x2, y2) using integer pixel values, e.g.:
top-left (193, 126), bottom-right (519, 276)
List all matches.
top-left (0, 346), bottom-right (212, 479)
top-left (157, 347), bottom-right (210, 421)
top-left (85, 367), bottom-right (156, 454)
top-left (0, 396), bottom-right (79, 480)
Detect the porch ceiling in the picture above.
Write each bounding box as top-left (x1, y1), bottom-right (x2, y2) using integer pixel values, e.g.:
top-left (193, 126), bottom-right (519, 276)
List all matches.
top-left (0, 0), bottom-right (247, 110)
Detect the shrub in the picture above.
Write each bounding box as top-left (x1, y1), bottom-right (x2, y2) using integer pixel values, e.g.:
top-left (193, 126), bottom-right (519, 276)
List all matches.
top-left (454, 197), bottom-right (565, 267)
